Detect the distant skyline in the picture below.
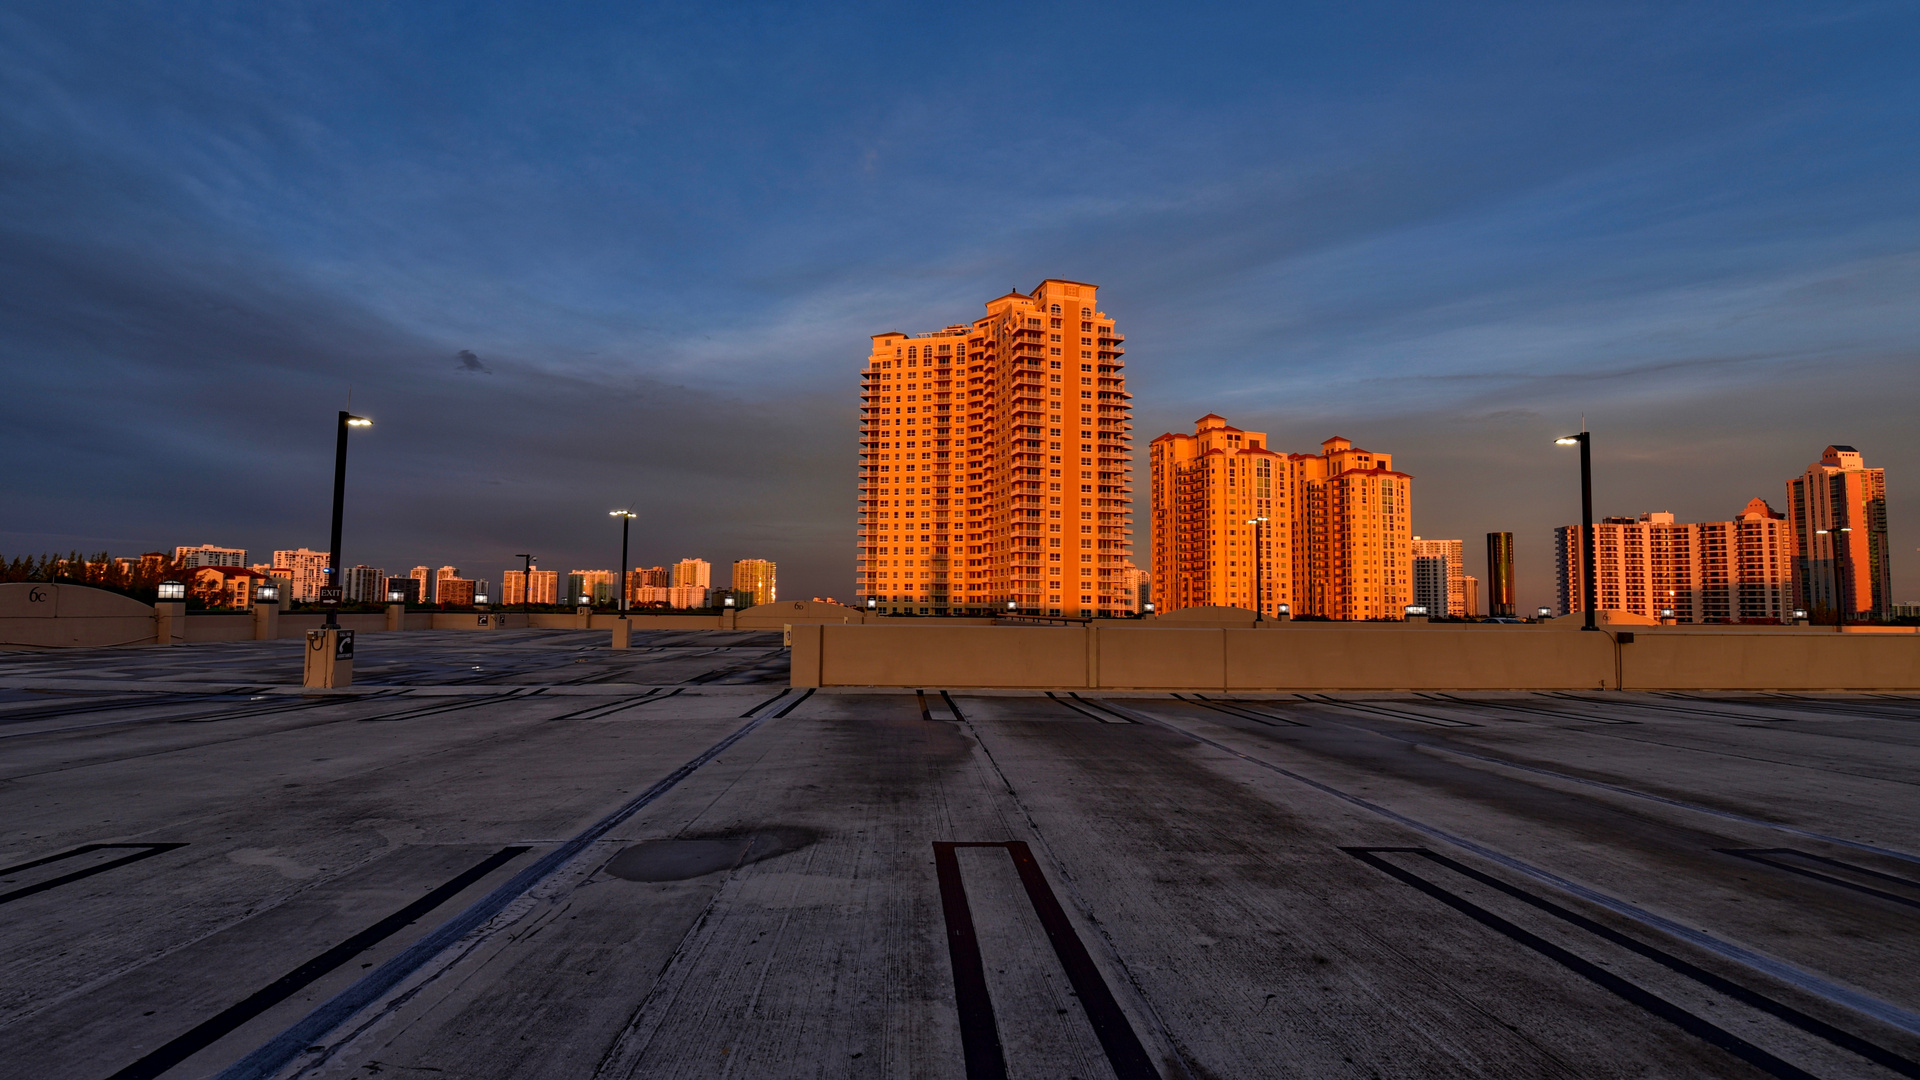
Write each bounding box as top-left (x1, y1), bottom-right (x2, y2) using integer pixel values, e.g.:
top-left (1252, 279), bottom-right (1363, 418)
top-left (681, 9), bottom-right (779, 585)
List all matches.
top-left (2, 3), bottom-right (1915, 612)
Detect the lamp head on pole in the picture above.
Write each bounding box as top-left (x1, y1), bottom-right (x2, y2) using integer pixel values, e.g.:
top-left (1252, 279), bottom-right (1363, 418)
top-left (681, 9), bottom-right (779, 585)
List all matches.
top-left (344, 414), bottom-right (372, 428)
top-left (1554, 435), bottom-right (1583, 446)
top-left (609, 509), bottom-right (635, 518)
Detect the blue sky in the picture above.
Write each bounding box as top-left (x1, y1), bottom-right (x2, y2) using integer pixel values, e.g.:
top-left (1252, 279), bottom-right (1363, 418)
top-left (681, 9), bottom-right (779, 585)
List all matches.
top-left (2, 1), bottom-right (1915, 608)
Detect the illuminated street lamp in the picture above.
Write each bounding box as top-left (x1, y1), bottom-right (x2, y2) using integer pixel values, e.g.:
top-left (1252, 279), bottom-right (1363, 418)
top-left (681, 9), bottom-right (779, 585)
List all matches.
top-left (1553, 430), bottom-right (1597, 631)
top-left (323, 411), bottom-right (373, 630)
top-left (609, 510), bottom-right (636, 616)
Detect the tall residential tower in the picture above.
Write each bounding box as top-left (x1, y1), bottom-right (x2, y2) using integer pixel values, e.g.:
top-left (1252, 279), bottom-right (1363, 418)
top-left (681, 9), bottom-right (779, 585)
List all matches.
top-left (1786, 445), bottom-right (1891, 622)
top-left (1149, 419), bottom-right (1412, 620)
top-left (857, 280), bottom-right (1133, 616)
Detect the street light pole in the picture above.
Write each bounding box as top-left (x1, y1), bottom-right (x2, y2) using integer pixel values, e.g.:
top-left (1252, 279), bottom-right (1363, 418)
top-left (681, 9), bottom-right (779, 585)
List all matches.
top-left (515, 553), bottom-right (535, 623)
top-left (325, 411), bottom-right (372, 629)
top-left (610, 511), bottom-right (635, 616)
top-left (1554, 430), bottom-right (1598, 631)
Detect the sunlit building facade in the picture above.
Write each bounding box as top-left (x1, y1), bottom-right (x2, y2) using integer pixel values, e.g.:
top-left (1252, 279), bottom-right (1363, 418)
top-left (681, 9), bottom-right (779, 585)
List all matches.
top-left (1786, 445), bottom-right (1891, 621)
top-left (174, 544), bottom-right (247, 568)
top-left (1148, 415), bottom-right (1292, 616)
top-left (1410, 537), bottom-right (1465, 618)
top-left (502, 568), bottom-right (558, 606)
top-left (1149, 423), bottom-right (1411, 620)
top-left (1298, 437), bottom-right (1414, 621)
top-left (856, 279), bottom-right (1133, 616)
top-left (731, 559), bottom-right (777, 607)
top-left (1486, 532), bottom-right (1516, 617)
top-left (271, 548), bottom-right (330, 602)
top-left (1555, 499), bottom-right (1794, 623)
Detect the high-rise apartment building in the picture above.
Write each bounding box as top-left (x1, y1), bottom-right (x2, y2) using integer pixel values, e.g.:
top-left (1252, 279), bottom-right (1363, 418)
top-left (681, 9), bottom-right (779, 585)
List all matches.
top-left (1113, 563), bottom-right (1149, 615)
top-left (1149, 421), bottom-right (1412, 620)
top-left (628, 566), bottom-right (671, 607)
top-left (436, 577), bottom-right (476, 607)
top-left (669, 559), bottom-right (711, 609)
top-left (731, 559), bottom-right (777, 607)
top-left (1299, 437), bottom-right (1414, 621)
top-left (1410, 537), bottom-right (1465, 618)
top-left (174, 544), bottom-right (247, 568)
top-left (1148, 416), bottom-right (1291, 615)
top-left (342, 565), bottom-right (386, 603)
top-left (271, 548), bottom-right (330, 602)
top-left (1463, 575), bottom-right (1480, 618)
top-left (502, 568), bottom-right (558, 605)
top-left (1555, 499), bottom-right (1794, 622)
top-left (1786, 445), bottom-right (1891, 621)
top-left (1486, 532), bottom-right (1516, 618)
top-left (856, 279), bottom-right (1133, 617)
top-left (411, 566), bottom-right (434, 604)
top-left (568, 570), bottom-right (620, 605)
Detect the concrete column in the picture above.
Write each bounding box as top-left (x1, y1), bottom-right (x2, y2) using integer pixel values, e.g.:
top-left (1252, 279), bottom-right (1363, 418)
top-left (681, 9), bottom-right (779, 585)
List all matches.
top-left (723, 608), bottom-right (738, 630)
top-left (154, 601), bottom-right (185, 646)
top-left (385, 603), bottom-right (405, 631)
top-left (253, 600), bottom-right (279, 641)
top-left (574, 606), bottom-right (592, 629)
top-left (611, 616), bottom-right (630, 649)
top-left (303, 627), bottom-right (354, 688)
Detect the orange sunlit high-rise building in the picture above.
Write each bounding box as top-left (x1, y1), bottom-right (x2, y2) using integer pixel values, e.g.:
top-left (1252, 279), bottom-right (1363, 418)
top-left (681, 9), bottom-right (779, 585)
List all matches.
top-left (1148, 415), bottom-right (1293, 615)
top-left (1298, 437), bottom-right (1414, 620)
top-left (1148, 421), bottom-right (1412, 620)
top-left (857, 280), bottom-right (1133, 615)
top-left (1786, 445), bottom-right (1891, 622)
top-left (1555, 499), bottom-right (1794, 623)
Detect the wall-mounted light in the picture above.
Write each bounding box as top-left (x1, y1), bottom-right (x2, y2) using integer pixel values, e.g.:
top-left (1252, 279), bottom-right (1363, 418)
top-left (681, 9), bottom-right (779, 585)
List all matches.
top-left (157, 580), bottom-right (185, 601)
top-left (255, 584), bottom-right (278, 603)
top-left (1538, 606), bottom-right (1553, 618)
top-left (475, 592), bottom-right (489, 605)
top-left (1404, 605), bottom-right (1429, 617)
top-left (387, 589), bottom-right (406, 603)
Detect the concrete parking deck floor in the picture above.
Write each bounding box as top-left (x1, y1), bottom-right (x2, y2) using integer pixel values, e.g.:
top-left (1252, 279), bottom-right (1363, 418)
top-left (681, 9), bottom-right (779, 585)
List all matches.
top-left (2, 630), bottom-right (1918, 1079)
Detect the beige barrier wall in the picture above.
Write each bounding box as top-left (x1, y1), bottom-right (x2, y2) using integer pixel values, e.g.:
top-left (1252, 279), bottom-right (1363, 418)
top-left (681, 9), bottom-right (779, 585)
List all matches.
top-left (0, 583), bottom-right (156, 649)
top-left (183, 614), bottom-right (255, 643)
top-left (1622, 631), bottom-right (1920, 690)
top-left (790, 622), bottom-right (1920, 691)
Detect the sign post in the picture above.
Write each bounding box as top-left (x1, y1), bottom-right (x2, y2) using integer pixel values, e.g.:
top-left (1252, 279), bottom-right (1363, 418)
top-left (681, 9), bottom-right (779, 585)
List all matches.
top-left (303, 627), bottom-right (354, 688)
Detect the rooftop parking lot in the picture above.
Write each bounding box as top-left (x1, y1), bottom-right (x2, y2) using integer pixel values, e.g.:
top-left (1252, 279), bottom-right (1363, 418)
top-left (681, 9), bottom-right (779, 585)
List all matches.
top-left (2, 630), bottom-right (1917, 1078)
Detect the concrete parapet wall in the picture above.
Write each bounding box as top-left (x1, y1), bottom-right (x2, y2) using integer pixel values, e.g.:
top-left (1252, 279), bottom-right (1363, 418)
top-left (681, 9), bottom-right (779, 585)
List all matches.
top-left (788, 622), bottom-right (1920, 691)
top-left (0, 583), bottom-right (156, 649)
